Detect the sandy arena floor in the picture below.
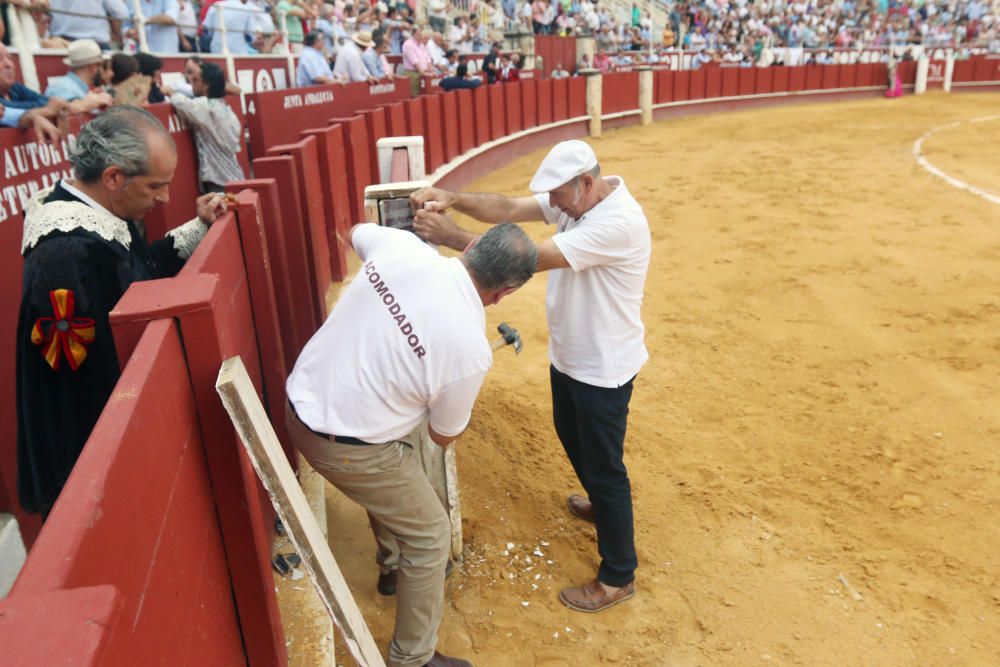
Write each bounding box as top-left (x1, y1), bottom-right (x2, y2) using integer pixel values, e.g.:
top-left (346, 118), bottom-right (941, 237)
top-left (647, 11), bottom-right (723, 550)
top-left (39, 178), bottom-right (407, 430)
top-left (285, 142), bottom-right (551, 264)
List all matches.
top-left (278, 92), bottom-right (1000, 666)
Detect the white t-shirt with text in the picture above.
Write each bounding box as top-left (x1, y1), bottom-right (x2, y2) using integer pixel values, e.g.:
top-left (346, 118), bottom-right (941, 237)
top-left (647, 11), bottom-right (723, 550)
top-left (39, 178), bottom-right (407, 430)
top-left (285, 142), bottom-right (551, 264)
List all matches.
top-left (287, 224), bottom-right (492, 442)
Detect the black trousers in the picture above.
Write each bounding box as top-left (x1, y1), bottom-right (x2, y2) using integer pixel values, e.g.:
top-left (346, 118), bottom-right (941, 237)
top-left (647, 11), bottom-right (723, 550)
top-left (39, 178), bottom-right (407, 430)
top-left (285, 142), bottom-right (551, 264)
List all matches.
top-left (550, 365), bottom-right (637, 587)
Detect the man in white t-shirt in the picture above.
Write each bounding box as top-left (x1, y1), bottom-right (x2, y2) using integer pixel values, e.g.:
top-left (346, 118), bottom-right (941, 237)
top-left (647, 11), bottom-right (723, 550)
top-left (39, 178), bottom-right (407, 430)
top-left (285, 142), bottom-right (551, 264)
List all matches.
top-left (286, 222), bottom-right (537, 667)
top-left (410, 140), bottom-right (650, 614)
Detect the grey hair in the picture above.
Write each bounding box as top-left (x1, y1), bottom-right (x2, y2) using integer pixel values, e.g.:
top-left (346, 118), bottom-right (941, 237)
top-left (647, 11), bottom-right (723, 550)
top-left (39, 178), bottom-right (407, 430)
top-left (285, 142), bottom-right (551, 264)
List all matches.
top-left (568, 163), bottom-right (601, 189)
top-left (465, 223), bottom-right (537, 291)
top-left (70, 105), bottom-right (174, 183)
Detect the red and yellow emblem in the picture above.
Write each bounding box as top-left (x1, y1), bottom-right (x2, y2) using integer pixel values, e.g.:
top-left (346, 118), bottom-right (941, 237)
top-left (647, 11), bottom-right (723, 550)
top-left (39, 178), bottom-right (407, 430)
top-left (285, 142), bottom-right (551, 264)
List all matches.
top-left (30, 289), bottom-right (96, 371)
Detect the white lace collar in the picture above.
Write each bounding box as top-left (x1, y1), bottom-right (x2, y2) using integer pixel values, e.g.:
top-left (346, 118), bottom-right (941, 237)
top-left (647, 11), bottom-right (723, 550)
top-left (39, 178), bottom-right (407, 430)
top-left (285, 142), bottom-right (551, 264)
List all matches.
top-left (21, 184), bottom-right (132, 255)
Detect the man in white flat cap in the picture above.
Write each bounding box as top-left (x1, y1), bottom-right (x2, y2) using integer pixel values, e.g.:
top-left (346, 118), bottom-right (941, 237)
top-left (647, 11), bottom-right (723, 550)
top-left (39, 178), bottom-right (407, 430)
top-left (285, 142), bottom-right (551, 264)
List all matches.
top-left (410, 140), bottom-right (650, 613)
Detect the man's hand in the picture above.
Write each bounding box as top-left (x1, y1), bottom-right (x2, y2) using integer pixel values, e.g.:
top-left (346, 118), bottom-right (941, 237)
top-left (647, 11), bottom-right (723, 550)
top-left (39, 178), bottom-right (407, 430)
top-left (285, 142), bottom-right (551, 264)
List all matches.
top-left (196, 192), bottom-right (229, 225)
top-left (410, 186), bottom-right (457, 212)
top-left (22, 111), bottom-right (62, 144)
top-left (412, 208), bottom-right (476, 249)
top-left (39, 97), bottom-right (68, 120)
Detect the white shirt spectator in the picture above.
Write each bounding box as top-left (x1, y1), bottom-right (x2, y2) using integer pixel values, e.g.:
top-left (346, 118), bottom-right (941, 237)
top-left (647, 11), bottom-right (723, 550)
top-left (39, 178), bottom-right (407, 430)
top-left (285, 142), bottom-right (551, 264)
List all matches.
top-left (534, 176), bottom-right (650, 388)
top-left (169, 93), bottom-right (245, 187)
top-left (333, 40), bottom-right (370, 82)
top-left (204, 0), bottom-right (264, 54)
top-left (286, 224), bottom-right (492, 442)
top-left (133, 0), bottom-right (180, 53)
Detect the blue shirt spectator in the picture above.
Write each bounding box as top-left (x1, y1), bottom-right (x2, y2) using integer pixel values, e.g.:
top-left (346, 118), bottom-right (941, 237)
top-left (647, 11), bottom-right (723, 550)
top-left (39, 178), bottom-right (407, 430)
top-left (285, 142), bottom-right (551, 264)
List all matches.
top-left (132, 0), bottom-right (181, 54)
top-left (50, 0), bottom-right (130, 47)
top-left (362, 46), bottom-right (386, 79)
top-left (296, 34), bottom-right (335, 86)
top-left (2, 83), bottom-right (49, 110)
top-left (44, 72), bottom-right (90, 101)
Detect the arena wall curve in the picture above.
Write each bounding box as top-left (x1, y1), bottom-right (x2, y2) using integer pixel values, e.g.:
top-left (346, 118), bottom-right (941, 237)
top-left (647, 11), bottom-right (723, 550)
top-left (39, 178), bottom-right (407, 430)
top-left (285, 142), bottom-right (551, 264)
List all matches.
top-left (0, 54), bottom-right (997, 663)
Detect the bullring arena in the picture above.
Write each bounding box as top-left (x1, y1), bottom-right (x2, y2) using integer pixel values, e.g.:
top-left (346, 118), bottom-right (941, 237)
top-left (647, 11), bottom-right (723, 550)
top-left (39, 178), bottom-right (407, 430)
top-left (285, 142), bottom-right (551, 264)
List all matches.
top-left (273, 92), bottom-right (1000, 667)
top-left (0, 30), bottom-right (998, 667)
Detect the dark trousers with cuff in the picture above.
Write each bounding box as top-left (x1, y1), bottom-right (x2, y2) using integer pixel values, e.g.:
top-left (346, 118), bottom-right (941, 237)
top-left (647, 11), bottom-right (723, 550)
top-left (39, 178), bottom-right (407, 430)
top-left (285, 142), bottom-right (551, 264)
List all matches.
top-left (550, 365), bottom-right (637, 588)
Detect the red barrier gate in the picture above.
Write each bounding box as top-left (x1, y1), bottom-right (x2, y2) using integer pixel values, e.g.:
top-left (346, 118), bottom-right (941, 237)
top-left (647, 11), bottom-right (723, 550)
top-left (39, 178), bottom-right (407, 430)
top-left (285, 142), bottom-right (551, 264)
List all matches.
top-left (420, 95), bottom-right (445, 172)
top-left (456, 89), bottom-right (477, 152)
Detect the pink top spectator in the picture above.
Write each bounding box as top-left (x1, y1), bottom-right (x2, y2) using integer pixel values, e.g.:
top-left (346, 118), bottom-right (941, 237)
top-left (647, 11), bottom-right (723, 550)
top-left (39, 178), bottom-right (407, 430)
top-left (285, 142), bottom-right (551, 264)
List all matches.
top-left (401, 36), bottom-right (432, 73)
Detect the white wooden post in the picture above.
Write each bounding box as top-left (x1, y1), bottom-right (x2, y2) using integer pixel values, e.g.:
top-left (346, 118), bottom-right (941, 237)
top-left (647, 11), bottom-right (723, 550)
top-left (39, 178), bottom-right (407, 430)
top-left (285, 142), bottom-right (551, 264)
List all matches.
top-left (5, 4), bottom-right (40, 91)
top-left (131, 0), bottom-right (150, 53)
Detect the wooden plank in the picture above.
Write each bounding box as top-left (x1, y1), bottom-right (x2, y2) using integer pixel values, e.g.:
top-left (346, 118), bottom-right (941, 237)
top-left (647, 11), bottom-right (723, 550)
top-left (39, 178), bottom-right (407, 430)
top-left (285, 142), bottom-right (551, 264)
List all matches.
top-left (443, 448), bottom-right (463, 561)
top-left (215, 357), bottom-right (385, 667)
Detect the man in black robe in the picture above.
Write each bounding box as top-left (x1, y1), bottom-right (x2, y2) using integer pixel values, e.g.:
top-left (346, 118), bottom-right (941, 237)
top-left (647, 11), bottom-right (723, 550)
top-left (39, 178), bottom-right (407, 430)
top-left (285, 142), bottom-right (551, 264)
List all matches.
top-left (16, 105), bottom-right (229, 517)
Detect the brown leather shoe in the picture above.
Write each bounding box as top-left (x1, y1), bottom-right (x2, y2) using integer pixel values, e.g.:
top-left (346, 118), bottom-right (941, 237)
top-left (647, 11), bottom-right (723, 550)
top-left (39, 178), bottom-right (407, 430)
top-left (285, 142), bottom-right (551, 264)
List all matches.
top-left (566, 494), bottom-right (595, 523)
top-left (377, 569), bottom-right (397, 596)
top-left (559, 578), bottom-right (635, 613)
top-left (422, 650), bottom-right (473, 666)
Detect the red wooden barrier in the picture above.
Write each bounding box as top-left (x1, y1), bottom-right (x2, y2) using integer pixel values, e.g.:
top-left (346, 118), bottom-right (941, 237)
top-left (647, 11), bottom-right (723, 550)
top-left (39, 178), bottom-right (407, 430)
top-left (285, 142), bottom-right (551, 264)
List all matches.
top-left (856, 63), bottom-right (874, 87)
top-left (839, 64), bottom-right (858, 89)
top-left (536, 78), bottom-right (554, 125)
top-left (789, 66), bottom-right (807, 92)
top-left (505, 82), bottom-right (524, 134)
top-left (420, 95), bottom-right (445, 172)
top-left (805, 65), bottom-right (823, 90)
top-left (620, 72), bottom-right (639, 111)
top-left (768, 65), bottom-right (789, 93)
top-left (385, 101), bottom-right (408, 136)
top-left (754, 67), bottom-right (773, 94)
top-left (601, 72), bottom-right (621, 113)
top-left (689, 68), bottom-right (707, 100)
top-left (822, 64), bottom-right (840, 89)
top-left (553, 77), bottom-right (570, 120)
top-left (299, 124), bottom-right (351, 280)
top-left (328, 116), bottom-right (373, 222)
top-left (11, 317), bottom-right (254, 666)
top-left (472, 85), bottom-right (492, 145)
top-left (440, 92), bottom-right (461, 162)
top-left (488, 84), bottom-right (505, 140)
top-left (267, 136), bottom-right (333, 302)
top-left (456, 89), bottom-right (477, 152)
top-left (111, 220), bottom-right (284, 666)
top-left (0, 585), bottom-right (121, 664)
top-left (246, 84), bottom-right (339, 160)
top-left (225, 178), bottom-right (310, 365)
top-left (521, 79), bottom-right (538, 129)
top-left (404, 97), bottom-right (425, 138)
top-left (534, 35), bottom-right (577, 79)
top-left (951, 59), bottom-right (973, 82)
top-left (897, 60), bottom-right (917, 86)
top-left (568, 77), bottom-right (587, 118)
top-left (358, 108), bottom-right (389, 184)
top-left (719, 67), bottom-right (740, 97)
top-left (251, 155), bottom-right (323, 331)
top-left (973, 55), bottom-right (999, 82)
top-left (657, 70), bottom-right (674, 103)
top-left (675, 70), bottom-right (692, 101)
top-left (738, 67), bottom-right (756, 95)
top-left (703, 67), bottom-right (722, 98)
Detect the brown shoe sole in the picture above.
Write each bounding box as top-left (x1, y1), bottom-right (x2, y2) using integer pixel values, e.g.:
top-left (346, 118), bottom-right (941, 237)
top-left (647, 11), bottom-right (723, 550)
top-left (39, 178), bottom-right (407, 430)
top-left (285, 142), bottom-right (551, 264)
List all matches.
top-left (558, 587), bottom-right (635, 613)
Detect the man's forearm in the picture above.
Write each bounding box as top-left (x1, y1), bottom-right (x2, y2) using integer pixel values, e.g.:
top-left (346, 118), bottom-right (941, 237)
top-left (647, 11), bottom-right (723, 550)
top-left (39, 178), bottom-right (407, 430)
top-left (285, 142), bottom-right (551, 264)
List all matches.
top-left (453, 192), bottom-right (517, 223)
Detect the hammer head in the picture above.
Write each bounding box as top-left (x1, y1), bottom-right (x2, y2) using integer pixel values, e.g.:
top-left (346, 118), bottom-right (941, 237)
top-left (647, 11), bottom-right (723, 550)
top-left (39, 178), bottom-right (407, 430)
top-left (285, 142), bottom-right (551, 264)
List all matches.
top-left (497, 322), bottom-right (522, 355)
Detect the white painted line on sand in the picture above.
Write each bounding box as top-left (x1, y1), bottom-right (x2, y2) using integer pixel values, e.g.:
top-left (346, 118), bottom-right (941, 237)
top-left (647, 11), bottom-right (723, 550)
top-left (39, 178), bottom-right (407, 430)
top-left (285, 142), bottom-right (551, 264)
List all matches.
top-left (912, 115), bottom-right (1000, 206)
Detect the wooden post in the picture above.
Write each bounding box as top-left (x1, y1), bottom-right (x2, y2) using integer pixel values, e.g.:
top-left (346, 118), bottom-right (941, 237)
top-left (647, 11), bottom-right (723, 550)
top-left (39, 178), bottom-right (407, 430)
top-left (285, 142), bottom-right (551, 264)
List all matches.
top-left (216, 356), bottom-right (386, 667)
top-left (584, 69), bottom-right (602, 138)
top-left (638, 65), bottom-right (653, 126)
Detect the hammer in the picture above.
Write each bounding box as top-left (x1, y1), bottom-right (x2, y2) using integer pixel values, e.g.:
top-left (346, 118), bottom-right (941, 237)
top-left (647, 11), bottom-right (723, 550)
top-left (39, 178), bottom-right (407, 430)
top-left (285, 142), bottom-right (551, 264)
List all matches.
top-left (490, 322), bottom-right (522, 355)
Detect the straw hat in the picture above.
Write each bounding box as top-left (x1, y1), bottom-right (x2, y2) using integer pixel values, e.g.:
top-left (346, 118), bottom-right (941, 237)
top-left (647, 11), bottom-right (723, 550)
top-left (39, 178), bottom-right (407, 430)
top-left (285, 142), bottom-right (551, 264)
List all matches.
top-left (62, 39), bottom-right (110, 68)
top-left (352, 31), bottom-right (375, 48)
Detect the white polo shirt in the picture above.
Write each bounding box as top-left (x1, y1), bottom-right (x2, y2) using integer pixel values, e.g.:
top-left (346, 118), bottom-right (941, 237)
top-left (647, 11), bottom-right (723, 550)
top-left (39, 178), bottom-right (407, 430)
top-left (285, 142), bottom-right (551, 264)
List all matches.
top-left (286, 224), bottom-right (492, 442)
top-left (536, 176), bottom-right (651, 388)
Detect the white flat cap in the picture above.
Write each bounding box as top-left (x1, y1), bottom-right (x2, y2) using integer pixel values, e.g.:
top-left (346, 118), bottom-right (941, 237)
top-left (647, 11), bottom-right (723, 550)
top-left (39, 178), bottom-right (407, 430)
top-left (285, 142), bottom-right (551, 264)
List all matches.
top-left (529, 140), bottom-right (598, 193)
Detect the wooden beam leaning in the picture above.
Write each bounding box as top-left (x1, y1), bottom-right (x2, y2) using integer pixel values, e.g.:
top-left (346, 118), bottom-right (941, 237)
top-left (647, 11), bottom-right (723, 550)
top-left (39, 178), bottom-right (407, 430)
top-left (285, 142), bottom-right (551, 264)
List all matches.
top-left (215, 356), bottom-right (386, 667)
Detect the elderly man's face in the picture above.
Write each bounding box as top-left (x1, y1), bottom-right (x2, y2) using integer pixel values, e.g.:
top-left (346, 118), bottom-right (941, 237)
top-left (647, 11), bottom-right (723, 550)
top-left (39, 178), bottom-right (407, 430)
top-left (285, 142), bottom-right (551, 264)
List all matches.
top-left (184, 59), bottom-right (201, 83)
top-left (108, 131), bottom-right (178, 221)
top-left (547, 176), bottom-right (591, 219)
top-left (0, 45), bottom-right (16, 93)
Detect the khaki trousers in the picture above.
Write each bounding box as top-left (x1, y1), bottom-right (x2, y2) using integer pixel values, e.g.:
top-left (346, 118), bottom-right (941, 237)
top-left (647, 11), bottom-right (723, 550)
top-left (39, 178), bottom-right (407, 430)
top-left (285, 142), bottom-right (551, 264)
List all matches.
top-left (285, 404), bottom-right (449, 667)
